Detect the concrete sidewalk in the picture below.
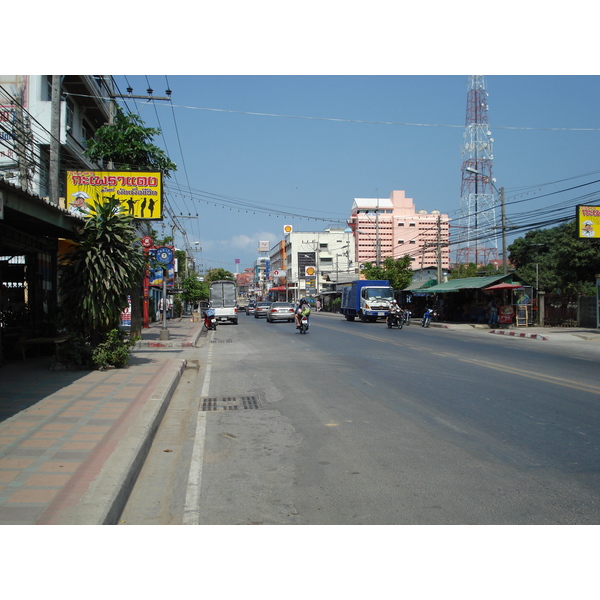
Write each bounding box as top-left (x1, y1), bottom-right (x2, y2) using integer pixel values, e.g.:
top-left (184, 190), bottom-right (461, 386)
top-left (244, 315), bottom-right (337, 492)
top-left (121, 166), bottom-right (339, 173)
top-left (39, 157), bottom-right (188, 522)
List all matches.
top-left (0, 317), bottom-right (204, 525)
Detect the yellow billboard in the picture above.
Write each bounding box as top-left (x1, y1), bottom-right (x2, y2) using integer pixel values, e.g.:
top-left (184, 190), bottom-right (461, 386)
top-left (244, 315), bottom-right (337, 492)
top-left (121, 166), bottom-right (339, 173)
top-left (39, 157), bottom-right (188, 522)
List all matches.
top-left (65, 170), bottom-right (163, 220)
top-left (576, 205), bottom-right (600, 239)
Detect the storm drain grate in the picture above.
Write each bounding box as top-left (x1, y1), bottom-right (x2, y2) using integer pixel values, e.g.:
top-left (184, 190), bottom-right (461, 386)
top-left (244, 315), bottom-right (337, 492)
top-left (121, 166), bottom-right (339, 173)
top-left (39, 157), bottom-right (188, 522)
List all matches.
top-left (210, 339), bottom-right (233, 344)
top-left (201, 395), bottom-right (261, 411)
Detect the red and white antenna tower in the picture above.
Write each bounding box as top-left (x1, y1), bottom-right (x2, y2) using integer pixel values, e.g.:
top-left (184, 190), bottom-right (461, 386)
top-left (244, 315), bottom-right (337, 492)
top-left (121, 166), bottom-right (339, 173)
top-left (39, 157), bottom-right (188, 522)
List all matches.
top-left (456, 75), bottom-right (498, 266)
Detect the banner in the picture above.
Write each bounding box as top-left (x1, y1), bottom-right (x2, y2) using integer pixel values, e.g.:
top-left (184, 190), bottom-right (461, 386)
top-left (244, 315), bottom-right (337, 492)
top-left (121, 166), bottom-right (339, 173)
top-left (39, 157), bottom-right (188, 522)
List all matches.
top-left (65, 170), bottom-right (163, 220)
top-left (576, 205), bottom-right (600, 239)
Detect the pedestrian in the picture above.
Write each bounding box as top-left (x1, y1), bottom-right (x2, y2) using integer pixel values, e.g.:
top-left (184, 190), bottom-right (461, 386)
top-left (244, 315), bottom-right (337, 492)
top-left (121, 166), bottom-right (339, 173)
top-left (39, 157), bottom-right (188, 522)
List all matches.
top-left (488, 297), bottom-right (499, 324)
top-left (316, 299), bottom-right (321, 312)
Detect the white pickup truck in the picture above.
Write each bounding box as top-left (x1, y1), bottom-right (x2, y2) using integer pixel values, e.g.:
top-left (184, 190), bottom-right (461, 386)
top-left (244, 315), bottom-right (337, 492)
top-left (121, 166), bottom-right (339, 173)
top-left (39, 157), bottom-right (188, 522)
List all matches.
top-left (209, 280), bottom-right (238, 324)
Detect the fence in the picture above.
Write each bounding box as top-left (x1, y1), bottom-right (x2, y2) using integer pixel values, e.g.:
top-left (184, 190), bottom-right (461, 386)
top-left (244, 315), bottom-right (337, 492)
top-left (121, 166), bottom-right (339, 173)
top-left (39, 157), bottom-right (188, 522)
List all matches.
top-left (543, 294), bottom-right (596, 327)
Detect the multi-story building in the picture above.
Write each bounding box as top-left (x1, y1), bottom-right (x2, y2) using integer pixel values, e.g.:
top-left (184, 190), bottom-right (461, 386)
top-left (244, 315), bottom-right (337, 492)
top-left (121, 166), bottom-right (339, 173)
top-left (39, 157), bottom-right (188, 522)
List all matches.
top-left (271, 227), bottom-right (355, 302)
top-left (0, 75), bottom-right (114, 201)
top-left (348, 190), bottom-right (450, 274)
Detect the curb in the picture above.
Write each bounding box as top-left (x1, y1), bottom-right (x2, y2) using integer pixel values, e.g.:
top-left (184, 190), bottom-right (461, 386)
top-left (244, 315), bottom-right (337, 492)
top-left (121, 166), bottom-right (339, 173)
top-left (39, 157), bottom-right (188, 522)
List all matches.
top-left (488, 329), bottom-right (549, 341)
top-left (51, 358), bottom-right (188, 525)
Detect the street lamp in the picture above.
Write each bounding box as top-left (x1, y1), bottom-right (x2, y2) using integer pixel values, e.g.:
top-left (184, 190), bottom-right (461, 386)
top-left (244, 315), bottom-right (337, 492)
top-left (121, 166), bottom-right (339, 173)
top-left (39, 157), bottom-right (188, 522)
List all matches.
top-left (465, 167), bottom-right (508, 275)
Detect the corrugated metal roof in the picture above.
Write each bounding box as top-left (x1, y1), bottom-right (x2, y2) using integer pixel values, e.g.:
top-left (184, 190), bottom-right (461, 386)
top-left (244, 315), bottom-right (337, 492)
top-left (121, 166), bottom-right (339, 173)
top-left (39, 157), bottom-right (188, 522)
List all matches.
top-left (420, 275), bottom-right (518, 293)
top-left (403, 279), bottom-right (438, 291)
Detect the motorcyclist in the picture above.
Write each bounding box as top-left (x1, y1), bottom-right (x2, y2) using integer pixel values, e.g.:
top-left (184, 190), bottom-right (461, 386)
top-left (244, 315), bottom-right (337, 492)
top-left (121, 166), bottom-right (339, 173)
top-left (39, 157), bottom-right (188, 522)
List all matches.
top-left (295, 298), bottom-right (311, 328)
top-left (386, 300), bottom-right (402, 326)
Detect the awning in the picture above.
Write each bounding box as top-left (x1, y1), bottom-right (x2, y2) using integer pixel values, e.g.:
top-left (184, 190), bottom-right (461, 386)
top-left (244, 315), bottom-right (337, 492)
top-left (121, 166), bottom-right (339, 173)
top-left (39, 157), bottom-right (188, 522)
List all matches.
top-left (422, 275), bottom-right (523, 294)
top-left (403, 279), bottom-right (438, 291)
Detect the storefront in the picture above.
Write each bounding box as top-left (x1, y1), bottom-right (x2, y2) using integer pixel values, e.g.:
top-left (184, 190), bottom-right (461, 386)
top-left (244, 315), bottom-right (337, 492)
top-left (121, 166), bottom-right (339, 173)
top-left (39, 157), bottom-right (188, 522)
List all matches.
top-left (1, 181), bottom-right (82, 362)
top-left (410, 275), bottom-right (533, 325)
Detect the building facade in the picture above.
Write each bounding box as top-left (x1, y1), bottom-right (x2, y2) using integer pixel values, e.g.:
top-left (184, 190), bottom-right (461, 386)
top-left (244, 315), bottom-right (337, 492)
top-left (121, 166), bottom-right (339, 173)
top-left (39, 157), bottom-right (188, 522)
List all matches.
top-left (348, 190), bottom-right (450, 273)
top-left (0, 75), bottom-right (114, 201)
top-left (271, 227), bottom-right (355, 302)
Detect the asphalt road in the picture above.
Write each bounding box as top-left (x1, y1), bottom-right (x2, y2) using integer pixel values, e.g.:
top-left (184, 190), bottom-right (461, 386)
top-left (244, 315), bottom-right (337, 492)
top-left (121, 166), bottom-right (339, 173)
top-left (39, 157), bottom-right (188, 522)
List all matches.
top-left (120, 312), bottom-right (600, 525)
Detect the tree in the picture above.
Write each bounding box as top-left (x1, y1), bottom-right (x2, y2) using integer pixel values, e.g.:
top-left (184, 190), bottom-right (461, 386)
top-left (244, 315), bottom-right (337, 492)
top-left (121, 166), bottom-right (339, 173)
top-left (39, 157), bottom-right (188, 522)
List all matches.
top-left (449, 263), bottom-right (479, 279)
top-left (84, 107), bottom-right (177, 174)
top-left (360, 255), bottom-right (413, 290)
top-left (205, 268), bottom-right (234, 283)
top-left (83, 107), bottom-right (177, 338)
top-left (509, 221), bottom-right (600, 295)
top-left (181, 276), bottom-right (208, 309)
top-left (59, 196), bottom-right (146, 344)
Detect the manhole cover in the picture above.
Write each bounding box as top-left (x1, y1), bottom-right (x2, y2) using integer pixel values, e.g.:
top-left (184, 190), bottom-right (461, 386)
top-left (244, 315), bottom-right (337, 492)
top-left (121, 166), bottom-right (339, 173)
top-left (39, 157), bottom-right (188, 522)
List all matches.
top-left (201, 396), bottom-right (261, 411)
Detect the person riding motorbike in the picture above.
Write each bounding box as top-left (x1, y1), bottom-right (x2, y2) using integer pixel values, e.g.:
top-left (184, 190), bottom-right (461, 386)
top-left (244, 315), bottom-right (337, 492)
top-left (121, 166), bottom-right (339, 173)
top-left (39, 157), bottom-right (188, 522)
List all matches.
top-left (386, 300), bottom-right (402, 327)
top-left (295, 298), bottom-right (311, 328)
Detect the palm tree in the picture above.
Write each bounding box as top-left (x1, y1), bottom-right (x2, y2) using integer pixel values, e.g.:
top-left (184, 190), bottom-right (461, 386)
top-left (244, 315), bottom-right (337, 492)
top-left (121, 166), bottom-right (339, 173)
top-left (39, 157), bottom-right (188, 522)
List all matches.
top-left (59, 197), bottom-right (146, 345)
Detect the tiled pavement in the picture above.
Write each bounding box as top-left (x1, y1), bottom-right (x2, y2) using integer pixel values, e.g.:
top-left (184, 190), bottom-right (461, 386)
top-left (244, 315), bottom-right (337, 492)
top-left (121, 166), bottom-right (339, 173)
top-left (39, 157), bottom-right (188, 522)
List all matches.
top-left (0, 317), bottom-right (203, 525)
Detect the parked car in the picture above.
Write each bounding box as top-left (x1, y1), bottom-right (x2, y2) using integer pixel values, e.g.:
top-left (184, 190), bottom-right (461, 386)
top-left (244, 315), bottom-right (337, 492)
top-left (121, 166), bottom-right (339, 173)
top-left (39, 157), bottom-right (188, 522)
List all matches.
top-left (254, 302), bottom-right (272, 318)
top-left (246, 301), bottom-right (256, 315)
top-left (266, 302), bottom-right (296, 323)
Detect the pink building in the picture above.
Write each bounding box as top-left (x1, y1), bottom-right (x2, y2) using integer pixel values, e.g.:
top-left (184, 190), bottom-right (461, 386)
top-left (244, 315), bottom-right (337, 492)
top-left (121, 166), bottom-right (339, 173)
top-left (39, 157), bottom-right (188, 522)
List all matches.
top-left (349, 190), bottom-right (450, 272)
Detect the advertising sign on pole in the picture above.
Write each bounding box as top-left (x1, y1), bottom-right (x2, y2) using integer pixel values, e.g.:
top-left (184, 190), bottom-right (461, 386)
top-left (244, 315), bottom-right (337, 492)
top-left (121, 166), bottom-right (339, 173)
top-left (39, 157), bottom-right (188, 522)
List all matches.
top-left (65, 170), bottom-right (163, 220)
top-left (576, 205), bottom-right (600, 239)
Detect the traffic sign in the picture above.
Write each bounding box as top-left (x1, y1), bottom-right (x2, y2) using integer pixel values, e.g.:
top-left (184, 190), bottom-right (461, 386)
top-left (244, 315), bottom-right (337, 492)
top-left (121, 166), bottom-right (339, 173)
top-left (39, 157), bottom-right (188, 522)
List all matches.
top-left (155, 246), bottom-right (173, 265)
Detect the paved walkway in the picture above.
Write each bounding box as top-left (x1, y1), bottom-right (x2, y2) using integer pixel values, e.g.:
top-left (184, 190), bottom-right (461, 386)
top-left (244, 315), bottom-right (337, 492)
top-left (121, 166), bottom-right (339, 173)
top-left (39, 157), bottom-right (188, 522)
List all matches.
top-left (0, 317), bottom-right (203, 525)
top-left (1, 312), bottom-right (598, 524)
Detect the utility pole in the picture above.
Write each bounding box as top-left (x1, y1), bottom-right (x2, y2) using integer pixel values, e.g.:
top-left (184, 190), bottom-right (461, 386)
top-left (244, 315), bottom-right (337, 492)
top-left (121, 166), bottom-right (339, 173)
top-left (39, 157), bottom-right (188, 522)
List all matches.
top-left (49, 75), bottom-right (61, 204)
top-left (500, 186), bottom-right (507, 275)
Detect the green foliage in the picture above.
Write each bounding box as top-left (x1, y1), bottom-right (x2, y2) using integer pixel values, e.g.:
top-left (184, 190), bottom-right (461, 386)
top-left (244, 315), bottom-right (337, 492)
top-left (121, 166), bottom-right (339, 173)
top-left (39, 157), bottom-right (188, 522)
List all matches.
top-left (181, 276), bottom-right (208, 305)
top-left (173, 298), bottom-right (183, 318)
top-left (55, 334), bottom-right (94, 369)
top-left (509, 221), bottom-right (600, 295)
top-left (450, 263), bottom-right (479, 279)
top-left (59, 197), bottom-right (146, 342)
top-left (360, 255), bottom-right (413, 290)
top-left (91, 329), bottom-right (137, 370)
top-left (205, 268), bottom-right (234, 283)
top-left (84, 107), bottom-right (177, 176)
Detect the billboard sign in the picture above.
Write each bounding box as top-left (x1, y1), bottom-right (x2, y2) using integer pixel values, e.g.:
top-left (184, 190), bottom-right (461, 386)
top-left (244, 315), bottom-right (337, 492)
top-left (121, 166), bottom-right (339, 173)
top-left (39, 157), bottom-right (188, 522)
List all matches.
top-left (65, 170), bottom-right (163, 220)
top-left (298, 252), bottom-right (316, 279)
top-left (576, 205), bottom-right (600, 239)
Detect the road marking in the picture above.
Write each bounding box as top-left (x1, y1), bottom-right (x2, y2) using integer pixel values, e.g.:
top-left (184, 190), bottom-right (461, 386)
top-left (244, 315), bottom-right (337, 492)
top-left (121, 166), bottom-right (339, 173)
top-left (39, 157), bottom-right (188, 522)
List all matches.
top-left (315, 320), bottom-right (600, 395)
top-left (182, 338), bottom-right (212, 525)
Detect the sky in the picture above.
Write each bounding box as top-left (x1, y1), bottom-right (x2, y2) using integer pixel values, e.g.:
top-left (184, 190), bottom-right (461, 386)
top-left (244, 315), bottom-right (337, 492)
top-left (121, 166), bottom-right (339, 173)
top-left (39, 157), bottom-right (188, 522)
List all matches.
top-left (16, 2), bottom-right (599, 276)
top-left (110, 74), bottom-right (600, 272)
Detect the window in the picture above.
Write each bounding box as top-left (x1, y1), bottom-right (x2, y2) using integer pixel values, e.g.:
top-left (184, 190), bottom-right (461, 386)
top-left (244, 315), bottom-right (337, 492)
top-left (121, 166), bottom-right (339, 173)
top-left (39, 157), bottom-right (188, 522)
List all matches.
top-left (398, 222), bottom-right (404, 226)
top-left (409, 222), bottom-right (416, 227)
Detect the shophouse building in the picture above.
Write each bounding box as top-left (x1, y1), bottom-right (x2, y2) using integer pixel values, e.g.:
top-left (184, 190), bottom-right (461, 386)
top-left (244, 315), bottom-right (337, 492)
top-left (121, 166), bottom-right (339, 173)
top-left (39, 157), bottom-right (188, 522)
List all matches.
top-left (271, 227), bottom-right (355, 302)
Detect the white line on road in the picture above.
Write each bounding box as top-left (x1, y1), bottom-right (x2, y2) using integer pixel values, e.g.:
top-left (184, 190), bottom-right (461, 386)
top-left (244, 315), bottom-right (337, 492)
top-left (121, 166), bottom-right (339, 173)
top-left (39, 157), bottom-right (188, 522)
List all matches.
top-left (182, 338), bottom-right (212, 525)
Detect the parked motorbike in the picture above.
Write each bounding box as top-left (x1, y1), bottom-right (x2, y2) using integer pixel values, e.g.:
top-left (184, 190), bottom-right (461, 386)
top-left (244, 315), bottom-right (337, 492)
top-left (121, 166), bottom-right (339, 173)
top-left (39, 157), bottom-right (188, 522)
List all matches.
top-left (387, 312), bottom-right (403, 329)
top-left (204, 309), bottom-right (217, 330)
top-left (403, 309), bottom-right (412, 326)
top-left (299, 315), bottom-right (309, 334)
top-left (421, 308), bottom-right (437, 328)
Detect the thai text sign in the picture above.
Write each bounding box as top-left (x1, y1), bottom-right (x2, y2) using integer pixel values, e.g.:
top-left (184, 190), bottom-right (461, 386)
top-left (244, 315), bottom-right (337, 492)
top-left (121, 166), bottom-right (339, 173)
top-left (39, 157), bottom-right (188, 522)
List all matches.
top-left (65, 170), bottom-right (163, 220)
top-left (576, 205), bottom-right (600, 239)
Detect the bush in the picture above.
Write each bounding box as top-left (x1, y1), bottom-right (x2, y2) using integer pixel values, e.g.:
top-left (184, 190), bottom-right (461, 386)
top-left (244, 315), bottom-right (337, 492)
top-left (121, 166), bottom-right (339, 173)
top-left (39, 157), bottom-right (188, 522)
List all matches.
top-left (92, 329), bottom-right (138, 370)
top-left (56, 334), bottom-right (94, 369)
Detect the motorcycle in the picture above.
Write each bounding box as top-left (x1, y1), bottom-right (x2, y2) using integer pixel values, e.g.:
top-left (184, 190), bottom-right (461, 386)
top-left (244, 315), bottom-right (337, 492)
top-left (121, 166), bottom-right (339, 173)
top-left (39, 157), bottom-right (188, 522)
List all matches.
top-left (403, 309), bottom-right (412, 326)
top-left (204, 308), bottom-right (217, 330)
top-left (421, 308), bottom-right (437, 328)
top-left (299, 315), bottom-right (309, 334)
top-left (387, 312), bottom-right (403, 329)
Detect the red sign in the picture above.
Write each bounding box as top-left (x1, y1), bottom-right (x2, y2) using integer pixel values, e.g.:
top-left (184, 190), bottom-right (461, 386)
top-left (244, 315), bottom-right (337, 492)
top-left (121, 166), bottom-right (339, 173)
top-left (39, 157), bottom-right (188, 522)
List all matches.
top-left (141, 236), bottom-right (153, 248)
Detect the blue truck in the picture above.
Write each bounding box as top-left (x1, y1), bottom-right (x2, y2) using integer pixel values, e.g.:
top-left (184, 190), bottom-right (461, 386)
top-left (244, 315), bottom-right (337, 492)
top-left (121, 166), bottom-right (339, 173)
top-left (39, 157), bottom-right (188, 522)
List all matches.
top-left (340, 280), bottom-right (395, 322)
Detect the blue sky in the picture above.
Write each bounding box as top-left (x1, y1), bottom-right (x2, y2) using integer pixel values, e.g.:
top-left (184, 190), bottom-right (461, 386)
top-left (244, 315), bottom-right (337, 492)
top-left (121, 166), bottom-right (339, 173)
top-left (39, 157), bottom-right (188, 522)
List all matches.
top-left (111, 74), bottom-right (600, 272)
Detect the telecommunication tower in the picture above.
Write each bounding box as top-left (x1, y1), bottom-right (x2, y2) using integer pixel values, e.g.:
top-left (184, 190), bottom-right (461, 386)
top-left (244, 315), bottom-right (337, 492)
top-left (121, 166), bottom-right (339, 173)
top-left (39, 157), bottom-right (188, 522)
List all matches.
top-left (456, 75), bottom-right (498, 266)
